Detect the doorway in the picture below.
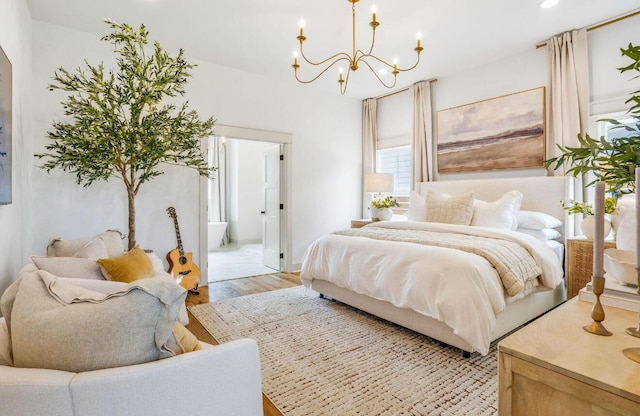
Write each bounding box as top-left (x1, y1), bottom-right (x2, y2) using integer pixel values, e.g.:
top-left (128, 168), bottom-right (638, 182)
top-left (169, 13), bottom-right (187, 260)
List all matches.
top-left (199, 125), bottom-right (291, 284)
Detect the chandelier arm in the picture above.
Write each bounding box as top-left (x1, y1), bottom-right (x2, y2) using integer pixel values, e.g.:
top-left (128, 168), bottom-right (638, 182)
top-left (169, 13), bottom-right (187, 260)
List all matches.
top-left (359, 59), bottom-right (397, 89)
top-left (365, 25), bottom-right (377, 56)
top-left (339, 66), bottom-right (352, 95)
top-left (299, 44), bottom-right (353, 67)
top-left (294, 57), bottom-right (352, 84)
top-left (358, 52), bottom-right (422, 72)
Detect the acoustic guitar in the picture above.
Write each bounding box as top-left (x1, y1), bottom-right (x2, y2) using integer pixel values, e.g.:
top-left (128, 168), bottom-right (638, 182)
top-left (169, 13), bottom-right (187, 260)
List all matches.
top-left (166, 207), bottom-right (200, 293)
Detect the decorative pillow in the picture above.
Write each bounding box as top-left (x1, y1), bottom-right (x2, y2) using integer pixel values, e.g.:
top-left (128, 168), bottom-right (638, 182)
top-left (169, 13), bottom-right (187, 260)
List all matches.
top-left (471, 191), bottom-right (523, 230)
top-left (425, 192), bottom-right (475, 225)
top-left (406, 191), bottom-right (428, 221)
top-left (516, 210), bottom-right (562, 230)
top-left (97, 246), bottom-right (154, 283)
top-left (0, 318), bottom-right (11, 366)
top-left (47, 230), bottom-right (125, 258)
top-left (30, 256), bottom-right (104, 280)
top-left (172, 323), bottom-right (202, 354)
top-left (4, 271), bottom-right (187, 372)
top-left (73, 236), bottom-right (109, 259)
top-left (517, 227), bottom-right (562, 241)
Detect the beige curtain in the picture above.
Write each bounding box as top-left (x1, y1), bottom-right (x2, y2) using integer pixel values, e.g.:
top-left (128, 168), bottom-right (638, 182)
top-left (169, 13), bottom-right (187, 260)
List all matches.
top-left (362, 98), bottom-right (377, 218)
top-left (548, 29), bottom-right (589, 174)
top-left (412, 80), bottom-right (433, 188)
top-left (548, 29), bottom-right (589, 236)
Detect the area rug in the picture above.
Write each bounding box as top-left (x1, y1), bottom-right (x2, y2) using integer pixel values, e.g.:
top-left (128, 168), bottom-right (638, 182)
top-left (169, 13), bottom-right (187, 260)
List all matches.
top-left (188, 286), bottom-right (498, 416)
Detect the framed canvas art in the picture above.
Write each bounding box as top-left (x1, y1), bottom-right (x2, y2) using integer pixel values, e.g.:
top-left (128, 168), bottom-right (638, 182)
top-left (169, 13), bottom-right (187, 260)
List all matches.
top-left (437, 87), bottom-right (545, 173)
top-left (0, 45), bottom-right (12, 205)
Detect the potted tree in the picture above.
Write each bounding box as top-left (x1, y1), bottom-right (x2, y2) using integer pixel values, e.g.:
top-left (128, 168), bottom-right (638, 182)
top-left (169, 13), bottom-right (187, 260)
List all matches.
top-left (36, 20), bottom-right (216, 251)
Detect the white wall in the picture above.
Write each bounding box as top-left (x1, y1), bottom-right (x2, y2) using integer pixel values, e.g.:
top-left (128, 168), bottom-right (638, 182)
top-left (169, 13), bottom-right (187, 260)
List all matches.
top-left (0, 0), bottom-right (32, 297)
top-left (30, 21), bottom-right (362, 272)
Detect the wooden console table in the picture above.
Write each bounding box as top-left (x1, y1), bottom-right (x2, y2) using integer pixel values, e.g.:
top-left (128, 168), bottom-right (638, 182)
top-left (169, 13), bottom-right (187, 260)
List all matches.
top-left (499, 298), bottom-right (640, 415)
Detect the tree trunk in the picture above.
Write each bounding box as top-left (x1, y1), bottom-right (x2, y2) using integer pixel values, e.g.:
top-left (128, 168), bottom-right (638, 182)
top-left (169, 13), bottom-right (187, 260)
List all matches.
top-left (127, 187), bottom-right (136, 251)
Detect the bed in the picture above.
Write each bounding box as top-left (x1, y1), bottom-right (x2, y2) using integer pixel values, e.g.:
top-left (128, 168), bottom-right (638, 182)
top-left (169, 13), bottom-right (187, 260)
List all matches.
top-left (300, 176), bottom-right (575, 356)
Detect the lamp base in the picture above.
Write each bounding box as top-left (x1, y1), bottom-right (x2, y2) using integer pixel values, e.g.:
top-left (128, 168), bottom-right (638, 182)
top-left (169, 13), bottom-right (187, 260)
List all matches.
top-left (626, 327), bottom-right (640, 338)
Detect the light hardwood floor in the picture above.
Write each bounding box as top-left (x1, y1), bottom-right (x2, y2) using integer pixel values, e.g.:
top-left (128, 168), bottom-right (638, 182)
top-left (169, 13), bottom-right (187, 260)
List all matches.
top-left (185, 272), bottom-right (302, 416)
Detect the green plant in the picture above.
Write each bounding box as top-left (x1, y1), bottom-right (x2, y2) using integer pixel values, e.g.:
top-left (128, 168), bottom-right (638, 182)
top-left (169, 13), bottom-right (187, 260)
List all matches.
top-left (371, 196), bottom-right (399, 209)
top-left (544, 43), bottom-right (640, 193)
top-left (561, 196), bottom-right (619, 216)
top-left (35, 20), bottom-right (216, 250)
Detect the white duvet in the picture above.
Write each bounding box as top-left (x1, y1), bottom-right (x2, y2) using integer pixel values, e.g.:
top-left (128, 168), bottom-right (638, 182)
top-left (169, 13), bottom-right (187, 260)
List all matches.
top-left (300, 221), bottom-right (564, 355)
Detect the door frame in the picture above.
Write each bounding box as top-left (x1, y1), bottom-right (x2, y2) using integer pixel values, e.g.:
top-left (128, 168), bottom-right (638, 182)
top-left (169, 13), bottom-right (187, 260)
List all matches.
top-left (199, 124), bottom-right (293, 286)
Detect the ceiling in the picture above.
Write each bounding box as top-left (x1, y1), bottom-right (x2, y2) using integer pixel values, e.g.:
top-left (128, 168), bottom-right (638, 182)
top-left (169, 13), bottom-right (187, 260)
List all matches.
top-left (25, 0), bottom-right (640, 99)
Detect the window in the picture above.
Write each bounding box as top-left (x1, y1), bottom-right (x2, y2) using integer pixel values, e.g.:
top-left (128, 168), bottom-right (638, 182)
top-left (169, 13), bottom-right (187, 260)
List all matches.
top-left (377, 145), bottom-right (411, 196)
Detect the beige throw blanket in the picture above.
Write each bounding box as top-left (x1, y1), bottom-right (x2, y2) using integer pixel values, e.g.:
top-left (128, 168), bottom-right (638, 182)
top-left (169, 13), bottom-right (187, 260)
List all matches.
top-left (335, 227), bottom-right (541, 296)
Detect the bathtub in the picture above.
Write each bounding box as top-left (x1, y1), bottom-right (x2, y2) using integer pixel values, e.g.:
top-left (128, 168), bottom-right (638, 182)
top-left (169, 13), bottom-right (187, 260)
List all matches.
top-left (208, 222), bottom-right (228, 250)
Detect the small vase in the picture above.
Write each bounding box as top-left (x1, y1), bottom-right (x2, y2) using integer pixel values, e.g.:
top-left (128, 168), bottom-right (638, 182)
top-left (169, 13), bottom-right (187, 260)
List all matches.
top-left (580, 216), bottom-right (611, 240)
top-left (611, 193), bottom-right (636, 236)
top-left (378, 208), bottom-right (393, 221)
top-left (616, 211), bottom-right (637, 252)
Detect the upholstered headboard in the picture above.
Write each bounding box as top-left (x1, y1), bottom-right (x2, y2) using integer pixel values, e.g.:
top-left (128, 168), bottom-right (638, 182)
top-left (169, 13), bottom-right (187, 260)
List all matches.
top-left (417, 176), bottom-right (576, 240)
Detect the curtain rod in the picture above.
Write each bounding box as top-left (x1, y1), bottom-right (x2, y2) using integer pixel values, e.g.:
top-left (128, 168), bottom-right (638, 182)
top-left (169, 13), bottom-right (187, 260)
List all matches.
top-left (373, 78), bottom-right (438, 101)
top-left (535, 9), bottom-right (640, 49)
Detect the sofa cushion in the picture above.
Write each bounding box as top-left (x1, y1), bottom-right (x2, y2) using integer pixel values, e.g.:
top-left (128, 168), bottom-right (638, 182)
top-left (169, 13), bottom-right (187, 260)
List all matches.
top-left (97, 246), bottom-right (154, 283)
top-left (3, 271), bottom-right (187, 372)
top-left (73, 237), bottom-right (109, 259)
top-left (47, 230), bottom-right (125, 258)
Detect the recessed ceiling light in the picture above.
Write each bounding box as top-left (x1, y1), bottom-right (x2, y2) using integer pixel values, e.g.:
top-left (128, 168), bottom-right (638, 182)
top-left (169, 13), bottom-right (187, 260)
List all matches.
top-left (538, 0), bottom-right (559, 8)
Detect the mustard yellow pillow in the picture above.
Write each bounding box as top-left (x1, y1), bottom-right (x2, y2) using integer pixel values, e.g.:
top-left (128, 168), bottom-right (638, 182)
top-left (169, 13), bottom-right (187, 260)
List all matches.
top-left (172, 323), bottom-right (202, 354)
top-left (97, 246), bottom-right (154, 283)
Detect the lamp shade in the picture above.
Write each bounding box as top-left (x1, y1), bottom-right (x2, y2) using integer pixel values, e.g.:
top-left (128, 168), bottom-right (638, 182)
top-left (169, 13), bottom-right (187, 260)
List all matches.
top-left (365, 173), bottom-right (394, 194)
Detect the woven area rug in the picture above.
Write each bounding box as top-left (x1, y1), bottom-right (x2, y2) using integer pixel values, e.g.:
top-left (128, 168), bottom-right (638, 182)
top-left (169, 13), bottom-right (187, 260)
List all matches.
top-left (189, 286), bottom-right (498, 416)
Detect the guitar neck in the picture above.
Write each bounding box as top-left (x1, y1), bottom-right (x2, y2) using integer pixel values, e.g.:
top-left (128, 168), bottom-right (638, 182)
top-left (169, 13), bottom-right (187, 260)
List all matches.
top-left (172, 216), bottom-right (185, 256)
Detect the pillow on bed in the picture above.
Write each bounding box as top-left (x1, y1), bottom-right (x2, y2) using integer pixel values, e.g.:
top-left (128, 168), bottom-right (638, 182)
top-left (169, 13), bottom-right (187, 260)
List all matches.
top-left (406, 191), bottom-right (428, 221)
top-left (471, 191), bottom-right (522, 230)
top-left (425, 192), bottom-right (475, 225)
top-left (516, 210), bottom-right (562, 230)
top-left (517, 227), bottom-right (562, 241)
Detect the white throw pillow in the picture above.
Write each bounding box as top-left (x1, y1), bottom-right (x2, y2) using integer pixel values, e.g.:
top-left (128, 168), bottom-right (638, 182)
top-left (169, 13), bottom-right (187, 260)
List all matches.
top-left (406, 191), bottom-right (428, 221)
top-left (471, 191), bottom-right (523, 230)
top-left (30, 256), bottom-right (104, 280)
top-left (516, 210), bottom-right (562, 230)
top-left (517, 227), bottom-right (562, 241)
top-left (47, 230), bottom-right (125, 258)
top-left (425, 192), bottom-right (475, 225)
top-left (73, 236), bottom-right (109, 259)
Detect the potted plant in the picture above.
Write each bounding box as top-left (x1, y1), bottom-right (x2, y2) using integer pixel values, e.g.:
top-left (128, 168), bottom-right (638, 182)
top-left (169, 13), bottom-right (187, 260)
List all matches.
top-left (35, 20), bottom-right (216, 251)
top-left (545, 42), bottom-right (640, 248)
top-left (561, 198), bottom-right (619, 238)
top-left (371, 196), bottom-right (399, 221)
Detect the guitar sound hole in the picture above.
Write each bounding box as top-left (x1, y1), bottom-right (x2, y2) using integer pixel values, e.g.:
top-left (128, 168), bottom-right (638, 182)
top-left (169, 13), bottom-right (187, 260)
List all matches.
top-left (179, 256), bottom-right (187, 265)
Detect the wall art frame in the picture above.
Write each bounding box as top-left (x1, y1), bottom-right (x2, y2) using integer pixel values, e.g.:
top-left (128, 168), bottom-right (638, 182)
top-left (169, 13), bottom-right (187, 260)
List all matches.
top-left (436, 86), bottom-right (545, 174)
top-left (0, 44), bottom-right (12, 205)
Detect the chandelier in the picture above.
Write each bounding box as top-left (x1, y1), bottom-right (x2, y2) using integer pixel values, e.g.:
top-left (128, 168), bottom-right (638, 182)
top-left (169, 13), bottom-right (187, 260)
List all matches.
top-left (292, 0), bottom-right (423, 95)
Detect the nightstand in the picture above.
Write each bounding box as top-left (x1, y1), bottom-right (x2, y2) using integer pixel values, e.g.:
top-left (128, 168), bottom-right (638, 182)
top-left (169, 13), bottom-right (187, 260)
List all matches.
top-left (565, 237), bottom-right (616, 299)
top-left (351, 219), bottom-right (373, 229)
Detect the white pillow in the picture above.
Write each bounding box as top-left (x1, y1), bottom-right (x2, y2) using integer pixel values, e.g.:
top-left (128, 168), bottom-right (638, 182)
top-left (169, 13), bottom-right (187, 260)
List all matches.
top-left (516, 210), bottom-right (562, 230)
top-left (30, 256), bottom-right (104, 280)
top-left (425, 192), bottom-right (475, 225)
top-left (517, 227), bottom-right (562, 241)
top-left (73, 237), bottom-right (109, 259)
top-left (47, 230), bottom-right (125, 258)
top-left (471, 191), bottom-right (523, 230)
top-left (406, 191), bottom-right (428, 221)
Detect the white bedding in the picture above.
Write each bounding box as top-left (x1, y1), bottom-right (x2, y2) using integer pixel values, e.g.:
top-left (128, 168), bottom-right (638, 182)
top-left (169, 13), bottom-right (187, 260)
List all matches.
top-left (300, 221), bottom-right (564, 355)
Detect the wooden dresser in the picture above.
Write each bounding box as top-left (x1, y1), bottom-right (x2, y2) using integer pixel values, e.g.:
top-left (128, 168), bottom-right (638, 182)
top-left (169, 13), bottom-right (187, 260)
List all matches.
top-left (498, 298), bottom-right (640, 415)
top-left (566, 237), bottom-right (617, 299)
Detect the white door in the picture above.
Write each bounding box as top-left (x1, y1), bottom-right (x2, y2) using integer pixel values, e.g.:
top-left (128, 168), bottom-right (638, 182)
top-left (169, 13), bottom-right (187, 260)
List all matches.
top-left (262, 145), bottom-right (282, 270)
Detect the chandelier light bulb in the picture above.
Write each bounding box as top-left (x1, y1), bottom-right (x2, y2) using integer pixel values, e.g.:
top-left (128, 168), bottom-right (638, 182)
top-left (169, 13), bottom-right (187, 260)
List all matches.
top-left (371, 5), bottom-right (377, 23)
top-left (538, 0), bottom-right (559, 8)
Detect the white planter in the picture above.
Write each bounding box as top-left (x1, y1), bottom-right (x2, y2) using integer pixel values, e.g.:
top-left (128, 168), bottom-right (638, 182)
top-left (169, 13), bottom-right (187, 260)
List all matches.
top-left (611, 193), bottom-right (636, 236)
top-left (580, 215), bottom-right (611, 240)
top-left (370, 206), bottom-right (393, 221)
top-left (613, 193), bottom-right (636, 251)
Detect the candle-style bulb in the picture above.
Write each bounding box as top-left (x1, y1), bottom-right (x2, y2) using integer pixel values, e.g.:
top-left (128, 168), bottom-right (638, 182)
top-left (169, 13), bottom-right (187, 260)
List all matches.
top-left (416, 32), bottom-right (422, 49)
top-left (372, 5), bottom-right (377, 22)
top-left (299, 19), bottom-right (305, 37)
